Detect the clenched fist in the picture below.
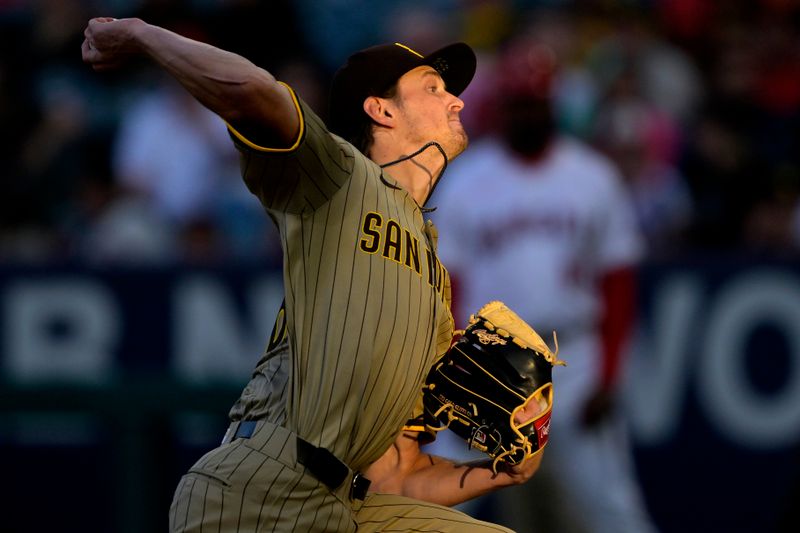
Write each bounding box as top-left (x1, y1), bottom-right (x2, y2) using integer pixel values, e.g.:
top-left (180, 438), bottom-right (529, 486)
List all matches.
top-left (81, 17), bottom-right (143, 71)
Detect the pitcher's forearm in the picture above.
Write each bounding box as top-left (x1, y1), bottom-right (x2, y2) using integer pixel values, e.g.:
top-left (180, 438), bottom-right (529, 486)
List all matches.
top-left (83, 17), bottom-right (299, 143)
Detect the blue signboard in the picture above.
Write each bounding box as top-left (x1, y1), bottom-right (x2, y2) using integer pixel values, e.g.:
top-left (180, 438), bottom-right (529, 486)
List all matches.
top-left (1, 259), bottom-right (799, 532)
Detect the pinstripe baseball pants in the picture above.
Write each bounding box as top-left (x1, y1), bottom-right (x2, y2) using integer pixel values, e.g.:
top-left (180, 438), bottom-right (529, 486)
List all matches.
top-left (169, 421), bottom-right (514, 532)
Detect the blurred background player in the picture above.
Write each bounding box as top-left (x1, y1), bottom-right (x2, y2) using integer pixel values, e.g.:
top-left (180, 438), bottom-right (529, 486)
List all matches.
top-left (431, 31), bottom-right (658, 533)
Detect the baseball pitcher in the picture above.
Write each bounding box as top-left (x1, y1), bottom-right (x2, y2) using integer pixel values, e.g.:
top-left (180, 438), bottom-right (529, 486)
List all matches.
top-left (82, 16), bottom-right (553, 533)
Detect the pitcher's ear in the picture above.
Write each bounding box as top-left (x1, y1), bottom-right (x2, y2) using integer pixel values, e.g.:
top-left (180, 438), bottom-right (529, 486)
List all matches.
top-left (363, 97), bottom-right (394, 127)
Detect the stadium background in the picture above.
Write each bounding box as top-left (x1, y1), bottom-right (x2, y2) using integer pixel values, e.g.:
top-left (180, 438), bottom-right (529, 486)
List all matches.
top-left (1, 1), bottom-right (799, 532)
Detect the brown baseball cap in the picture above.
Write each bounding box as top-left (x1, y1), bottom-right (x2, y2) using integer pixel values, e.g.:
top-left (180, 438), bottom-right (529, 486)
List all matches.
top-left (329, 42), bottom-right (477, 142)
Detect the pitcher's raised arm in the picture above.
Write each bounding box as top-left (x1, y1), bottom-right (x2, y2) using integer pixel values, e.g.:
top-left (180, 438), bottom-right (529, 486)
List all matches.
top-left (81, 17), bottom-right (298, 147)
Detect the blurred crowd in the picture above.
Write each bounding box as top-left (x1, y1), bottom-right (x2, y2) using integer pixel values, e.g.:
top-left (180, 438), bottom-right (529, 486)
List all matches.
top-left (1, 0), bottom-right (799, 264)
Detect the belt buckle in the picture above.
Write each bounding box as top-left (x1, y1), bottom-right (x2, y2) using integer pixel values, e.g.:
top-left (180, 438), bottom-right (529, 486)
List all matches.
top-left (350, 472), bottom-right (371, 501)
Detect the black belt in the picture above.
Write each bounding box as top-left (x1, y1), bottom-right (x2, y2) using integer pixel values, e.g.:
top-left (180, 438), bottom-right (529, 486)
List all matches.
top-left (232, 421), bottom-right (371, 500)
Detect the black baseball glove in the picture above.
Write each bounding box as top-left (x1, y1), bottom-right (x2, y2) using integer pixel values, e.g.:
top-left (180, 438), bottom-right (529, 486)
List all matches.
top-left (423, 301), bottom-right (565, 472)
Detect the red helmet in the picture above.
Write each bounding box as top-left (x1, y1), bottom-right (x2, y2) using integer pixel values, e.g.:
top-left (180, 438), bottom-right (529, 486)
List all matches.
top-left (495, 38), bottom-right (558, 100)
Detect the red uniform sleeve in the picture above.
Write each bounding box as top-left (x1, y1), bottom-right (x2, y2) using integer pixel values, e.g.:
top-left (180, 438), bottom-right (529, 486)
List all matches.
top-left (599, 266), bottom-right (637, 389)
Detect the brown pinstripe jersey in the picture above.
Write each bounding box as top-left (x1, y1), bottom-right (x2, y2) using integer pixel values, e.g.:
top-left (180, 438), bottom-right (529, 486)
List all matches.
top-left (226, 86), bottom-right (454, 472)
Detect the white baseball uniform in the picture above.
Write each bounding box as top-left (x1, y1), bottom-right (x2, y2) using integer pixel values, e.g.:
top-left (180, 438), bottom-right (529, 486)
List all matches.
top-left (431, 135), bottom-right (658, 533)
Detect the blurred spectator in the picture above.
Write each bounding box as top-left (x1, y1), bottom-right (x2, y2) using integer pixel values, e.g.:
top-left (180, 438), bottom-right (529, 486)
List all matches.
top-left (77, 191), bottom-right (179, 264)
top-left (504, 8), bottom-right (602, 140)
top-left (0, 1), bottom-right (85, 260)
top-left (112, 74), bottom-right (234, 225)
top-left (748, 11), bottom-right (800, 251)
top-left (677, 8), bottom-right (800, 252)
top-left (592, 62), bottom-right (693, 256)
top-left (586, 8), bottom-right (703, 128)
top-left (678, 14), bottom-right (768, 251)
top-left (294, 0), bottom-right (395, 72)
top-left (0, 0), bottom-right (799, 261)
top-left (680, 101), bottom-right (765, 249)
top-left (110, 69), bottom-right (276, 262)
top-left (111, 74), bottom-right (226, 258)
top-left (384, 3), bottom-right (459, 52)
top-left (4, 68), bottom-right (93, 260)
top-left (1, 0), bottom-right (304, 264)
top-left (431, 33), bottom-right (658, 533)
top-left (28, 0), bottom-right (89, 65)
top-left (274, 57), bottom-right (328, 121)
top-left (461, 0), bottom-right (515, 51)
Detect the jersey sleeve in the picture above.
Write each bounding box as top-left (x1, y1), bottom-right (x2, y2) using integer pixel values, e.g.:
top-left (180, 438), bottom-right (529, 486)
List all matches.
top-left (227, 83), bottom-right (355, 215)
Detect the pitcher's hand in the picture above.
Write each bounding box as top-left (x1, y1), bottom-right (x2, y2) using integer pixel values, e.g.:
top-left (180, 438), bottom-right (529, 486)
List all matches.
top-left (82, 17), bottom-right (142, 71)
